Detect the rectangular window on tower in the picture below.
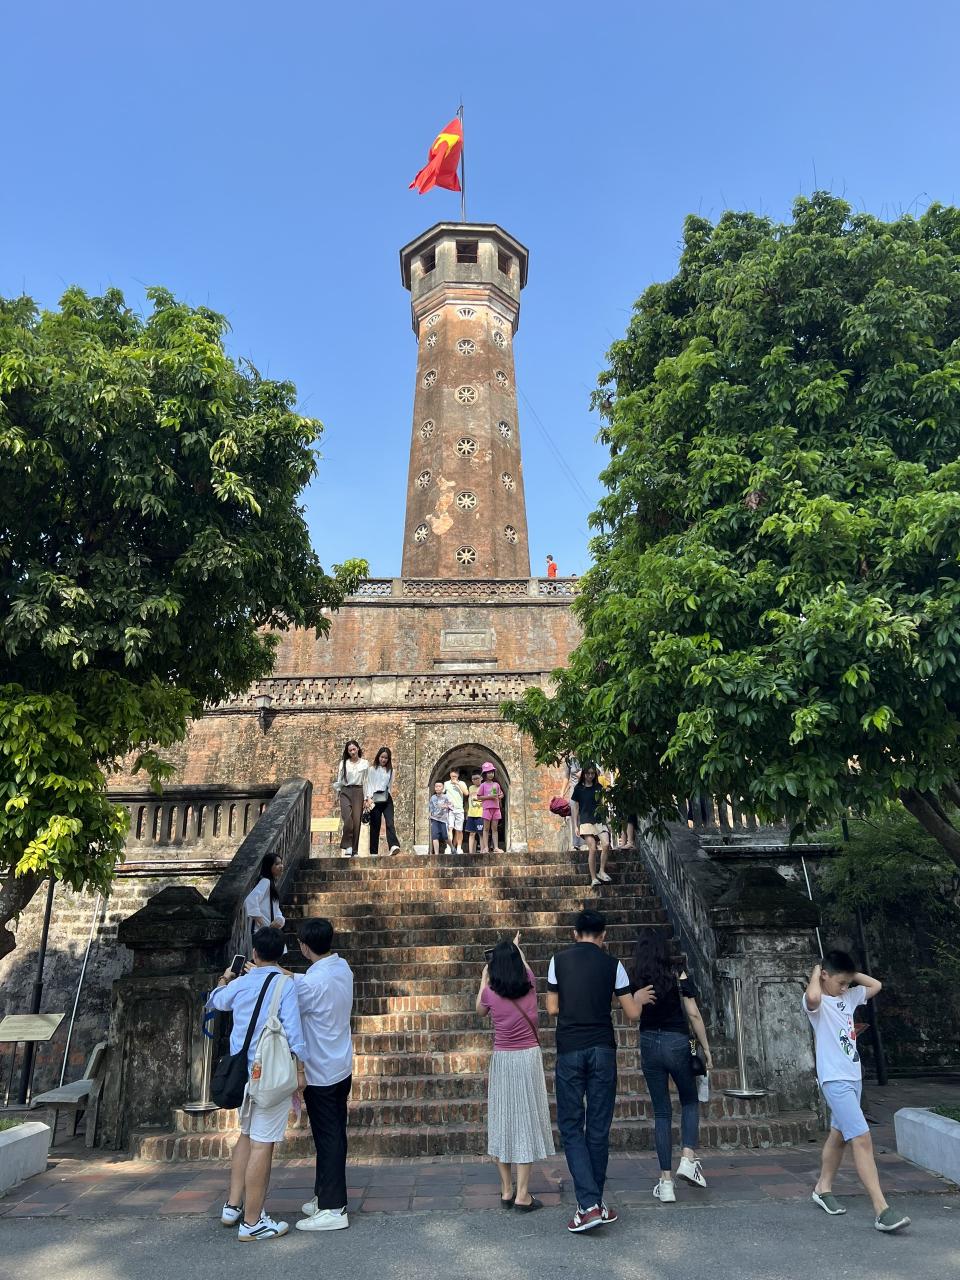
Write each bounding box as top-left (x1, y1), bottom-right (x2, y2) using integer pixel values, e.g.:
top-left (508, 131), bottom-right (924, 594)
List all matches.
top-left (497, 251), bottom-right (513, 277)
top-left (420, 249), bottom-right (436, 275)
top-left (456, 240), bottom-right (479, 264)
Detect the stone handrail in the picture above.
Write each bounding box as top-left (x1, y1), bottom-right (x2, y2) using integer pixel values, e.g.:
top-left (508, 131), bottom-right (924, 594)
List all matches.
top-left (207, 777), bottom-right (313, 963)
top-left (112, 786), bottom-right (276, 852)
top-left (348, 577), bottom-right (578, 601)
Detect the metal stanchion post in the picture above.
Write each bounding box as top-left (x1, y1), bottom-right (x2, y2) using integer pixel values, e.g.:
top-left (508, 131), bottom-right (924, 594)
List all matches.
top-left (183, 1005), bottom-right (217, 1114)
top-left (722, 975), bottom-right (768, 1099)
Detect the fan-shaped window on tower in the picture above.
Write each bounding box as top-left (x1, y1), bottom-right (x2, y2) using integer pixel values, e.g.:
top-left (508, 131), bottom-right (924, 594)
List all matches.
top-left (457, 306), bottom-right (477, 319)
top-left (456, 491), bottom-right (478, 511)
top-left (504, 525), bottom-right (518, 543)
top-left (456, 338), bottom-right (476, 356)
top-left (456, 437), bottom-right (478, 457)
top-left (426, 332), bottom-right (438, 348)
top-left (456, 385), bottom-right (478, 404)
top-left (501, 472), bottom-right (516, 492)
top-left (492, 314), bottom-right (505, 329)
top-left (493, 331), bottom-right (506, 349)
top-left (498, 420), bottom-right (512, 440)
top-left (420, 419), bottom-right (435, 440)
top-left (416, 470), bottom-right (432, 489)
top-left (414, 523), bottom-right (429, 543)
top-left (456, 546), bottom-right (477, 566)
top-left (425, 313), bottom-right (441, 327)
top-left (495, 370), bottom-right (509, 388)
top-left (422, 369), bottom-right (437, 388)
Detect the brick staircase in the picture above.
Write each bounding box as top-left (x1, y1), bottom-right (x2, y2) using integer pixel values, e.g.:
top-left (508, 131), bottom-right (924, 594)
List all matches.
top-left (135, 850), bottom-right (818, 1159)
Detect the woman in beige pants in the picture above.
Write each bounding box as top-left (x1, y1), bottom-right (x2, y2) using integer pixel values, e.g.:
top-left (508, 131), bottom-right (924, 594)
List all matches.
top-left (334, 739), bottom-right (369, 857)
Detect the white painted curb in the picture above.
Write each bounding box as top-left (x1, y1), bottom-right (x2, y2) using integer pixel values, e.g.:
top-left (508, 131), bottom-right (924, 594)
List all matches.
top-left (894, 1107), bottom-right (960, 1186)
top-left (0, 1122), bottom-right (52, 1196)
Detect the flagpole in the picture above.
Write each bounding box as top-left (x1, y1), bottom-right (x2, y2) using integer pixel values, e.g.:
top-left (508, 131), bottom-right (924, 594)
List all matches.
top-left (458, 101), bottom-right (466, 222)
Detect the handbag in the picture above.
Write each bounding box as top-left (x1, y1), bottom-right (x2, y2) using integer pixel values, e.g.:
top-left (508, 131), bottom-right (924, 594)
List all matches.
top-left (211, 971), bottom-right (278, 1109)
top-left (677, 976), bottom-right (707, 1077)
top-left (549, 796), bottom-right (571, 817)
top-left (370, 790), bottom-right (388, 804)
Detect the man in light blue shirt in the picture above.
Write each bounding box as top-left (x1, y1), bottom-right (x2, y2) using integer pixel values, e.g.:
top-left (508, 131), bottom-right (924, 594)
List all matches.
top-left (293, 917), bottom-right (355, 1234)
top-left (207, 926), bottom-right (306, 1241)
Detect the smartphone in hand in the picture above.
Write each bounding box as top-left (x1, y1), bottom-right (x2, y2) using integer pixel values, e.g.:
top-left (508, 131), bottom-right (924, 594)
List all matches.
top-left (230, 952), bottom-right (247, 976)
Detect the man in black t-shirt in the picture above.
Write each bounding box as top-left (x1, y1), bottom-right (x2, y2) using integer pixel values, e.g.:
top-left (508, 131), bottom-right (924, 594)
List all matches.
top-left (546, 909), bottom-right (656, 1233)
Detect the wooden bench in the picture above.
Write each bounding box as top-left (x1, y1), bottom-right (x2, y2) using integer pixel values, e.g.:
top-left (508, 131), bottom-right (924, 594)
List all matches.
top-left (31, 1040), bottom-right (107, 1147)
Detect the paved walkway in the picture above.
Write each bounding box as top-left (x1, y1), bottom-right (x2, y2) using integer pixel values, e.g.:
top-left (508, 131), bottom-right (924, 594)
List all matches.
top-left (2, 1075), bottom-right (956, 1219)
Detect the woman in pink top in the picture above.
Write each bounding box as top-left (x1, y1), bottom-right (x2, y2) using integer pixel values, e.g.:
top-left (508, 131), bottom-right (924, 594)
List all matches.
top-left (476, 933), bottom-right (555, 1211)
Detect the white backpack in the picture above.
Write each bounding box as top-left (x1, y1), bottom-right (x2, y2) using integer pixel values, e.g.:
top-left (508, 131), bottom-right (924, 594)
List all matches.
top-left (248, 974), bottom-right (299, 1108)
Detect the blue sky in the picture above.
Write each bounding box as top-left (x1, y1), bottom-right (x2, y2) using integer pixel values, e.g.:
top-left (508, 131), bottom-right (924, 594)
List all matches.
top-left (3, 2), bottom-right (957, 577)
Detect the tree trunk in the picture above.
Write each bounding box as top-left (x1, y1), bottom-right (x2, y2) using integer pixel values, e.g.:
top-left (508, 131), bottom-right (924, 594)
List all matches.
top-left (0, 869), bottom-right (43, 961)
top-left (899, 788), bottom-right (960, 870)
top-left (941, 781), bottom-right (960, 811)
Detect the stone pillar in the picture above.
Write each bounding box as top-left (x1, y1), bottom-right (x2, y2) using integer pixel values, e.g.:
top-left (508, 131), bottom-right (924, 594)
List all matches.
top-left (710, 867), bottom-right (820, 1111)
top-left (99, 886), bottom-right (230, 1149)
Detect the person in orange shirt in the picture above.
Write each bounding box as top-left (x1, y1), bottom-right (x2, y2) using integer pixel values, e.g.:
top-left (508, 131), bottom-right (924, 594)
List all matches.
top-left (546, 555), bottom-right (558, 579)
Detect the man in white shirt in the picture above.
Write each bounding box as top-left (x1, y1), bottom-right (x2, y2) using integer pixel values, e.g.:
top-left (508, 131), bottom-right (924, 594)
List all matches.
top-left (294, 917), bottom-right (355, 1233)
top-left (207, 927), bottom-right (306, 1241)
top-left (443, 769), bottom-right (468, 853)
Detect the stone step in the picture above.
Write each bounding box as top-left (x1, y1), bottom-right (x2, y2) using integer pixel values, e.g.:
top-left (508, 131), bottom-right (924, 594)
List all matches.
top-left (135, 1112), bottom-right (819, 1161)
top-left (285, 902), bottom-right (663, 924)
top-left (287, 932), bottom-right (666, 959)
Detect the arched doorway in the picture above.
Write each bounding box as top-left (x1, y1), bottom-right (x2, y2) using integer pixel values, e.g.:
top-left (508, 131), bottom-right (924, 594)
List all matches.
top-left (429, 743), bottom-right (510, 849)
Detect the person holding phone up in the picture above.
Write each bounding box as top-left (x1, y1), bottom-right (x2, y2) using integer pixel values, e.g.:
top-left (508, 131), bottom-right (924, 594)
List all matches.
top-left (476, 931), bottom-right (555, 1212)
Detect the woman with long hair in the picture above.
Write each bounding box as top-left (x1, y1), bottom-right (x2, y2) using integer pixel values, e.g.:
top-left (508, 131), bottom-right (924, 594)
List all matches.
top-left (364, 746), bottom-right (401, 856)
top-left (333, 739), bottom-right (369, 857)
top-left (629, 928), bottom-right (713, 1202)
top-left (242, 852), bottom-right (285, 952)
top-left (476, 933), bottom-right (554, 1211)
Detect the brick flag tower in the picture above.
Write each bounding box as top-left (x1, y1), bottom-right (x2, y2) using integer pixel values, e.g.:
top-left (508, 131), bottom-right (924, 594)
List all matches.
top-left (400, 223), bottom-right (531, 579)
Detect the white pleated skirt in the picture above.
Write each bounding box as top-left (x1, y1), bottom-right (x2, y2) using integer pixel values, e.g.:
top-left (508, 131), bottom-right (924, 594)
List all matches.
top-left (487, 1046), bottom-right (556, 1164)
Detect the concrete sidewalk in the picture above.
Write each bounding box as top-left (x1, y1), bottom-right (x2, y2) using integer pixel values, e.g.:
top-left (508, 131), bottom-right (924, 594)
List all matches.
top-left (1, 1198), bottom-right (958, 1280)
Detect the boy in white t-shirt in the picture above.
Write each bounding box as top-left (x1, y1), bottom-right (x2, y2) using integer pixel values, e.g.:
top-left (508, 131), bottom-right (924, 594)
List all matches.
top-left (443, 769), bottom-right (468, 854)
top-left (803, 950), bottom-right (909, 1234)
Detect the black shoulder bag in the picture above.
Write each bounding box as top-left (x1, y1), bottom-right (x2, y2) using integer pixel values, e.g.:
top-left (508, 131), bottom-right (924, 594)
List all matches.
top-left (677, 976), bottom-right (707, 1077)
top-left (211, 971), bottom-right (278, 1109)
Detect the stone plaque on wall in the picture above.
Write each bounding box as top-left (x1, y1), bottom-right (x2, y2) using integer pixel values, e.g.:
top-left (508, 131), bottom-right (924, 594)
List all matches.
top-left (441, 629), bottom-right (494, 651)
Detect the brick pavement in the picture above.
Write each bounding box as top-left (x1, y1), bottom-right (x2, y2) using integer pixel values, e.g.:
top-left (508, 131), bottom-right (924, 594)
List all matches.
top-left (0, 1145), bottom-right (952, 1219)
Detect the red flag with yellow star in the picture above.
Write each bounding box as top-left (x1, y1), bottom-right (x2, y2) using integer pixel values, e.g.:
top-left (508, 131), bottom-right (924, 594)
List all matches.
top-left (409, 117), bottom-right (463, 194)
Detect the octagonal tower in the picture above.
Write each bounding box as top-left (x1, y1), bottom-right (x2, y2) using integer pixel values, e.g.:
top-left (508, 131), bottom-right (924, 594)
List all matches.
top-left (399, 223), bottom-right (531, 579)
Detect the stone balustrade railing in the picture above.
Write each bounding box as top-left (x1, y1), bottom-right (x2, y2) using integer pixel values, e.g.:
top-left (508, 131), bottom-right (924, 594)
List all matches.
top-left (112, 786), bottom-right (276, 853)
top-left (349, 577), bottom-right (578, 601)
top-left (216, 670), bottom-right (549, 712)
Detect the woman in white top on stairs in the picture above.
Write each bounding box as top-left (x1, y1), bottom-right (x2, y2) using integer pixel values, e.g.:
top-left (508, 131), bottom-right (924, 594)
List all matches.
top-left (364, 746), bottom-right (401, 856)
top-left (333, 739), bottom-right (369, 857)
top-left (242, 853), bottom-right (286, 953)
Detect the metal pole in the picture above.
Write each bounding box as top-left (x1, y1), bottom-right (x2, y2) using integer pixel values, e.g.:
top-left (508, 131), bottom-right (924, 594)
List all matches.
top-left (800, 855), bottom-right (824, 957)
top-left (722, 976), bottom-right (767, 1099)
top-left (183, 1006), bottom-right (218, 1113)
top-left (59, 891), bottom-right (104, 1086)
top-left (458, 102), bottom-right (466, 222)
top-left (17, 876), bottom-right (56, 1105)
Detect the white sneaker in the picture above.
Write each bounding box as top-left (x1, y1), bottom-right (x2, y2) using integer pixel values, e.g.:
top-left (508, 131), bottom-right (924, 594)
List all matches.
top-left (301, 1196), bottom-right (318, 1217)
top-left (676, 1156), bottom-right (707, 1187)
top-left (653, 1179), bottom-right (676, 1203)
top-left (296, 1207), bottom-right (349, 1232)
top-left (220, 1202), bottom-right (243, 1226)
top-left (389, 846), bottom-right (400, 855)
top-left (238, 1212), bottom-right (289, 1241)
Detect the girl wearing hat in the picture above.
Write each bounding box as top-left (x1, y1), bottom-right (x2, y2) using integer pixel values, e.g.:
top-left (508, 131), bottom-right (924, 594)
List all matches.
top-left (476, 763), bottom-right (504, 854)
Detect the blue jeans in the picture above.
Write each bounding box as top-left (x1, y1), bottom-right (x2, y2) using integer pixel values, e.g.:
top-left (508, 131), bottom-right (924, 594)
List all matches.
top-left (640, 1030), bottom-right (700, 1172)
top-left (554, 1046), bottom-right (618, 1210)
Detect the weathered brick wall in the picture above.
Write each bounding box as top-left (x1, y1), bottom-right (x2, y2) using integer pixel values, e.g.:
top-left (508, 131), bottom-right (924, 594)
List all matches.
top-left (142, 709), bottom-right (570, 853)
top-left (0, 864), bottom-right (227, 1097)
top-left (270, 597), bottom-right (580, 676)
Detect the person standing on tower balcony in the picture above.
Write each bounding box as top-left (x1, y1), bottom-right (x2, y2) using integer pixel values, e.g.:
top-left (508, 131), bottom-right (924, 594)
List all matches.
top-left (546, 554), bottom-right (558, 579)
top-left (364, 746), bottom-right (401, 856)
top-left (333, 740), bottom-right (369, 858)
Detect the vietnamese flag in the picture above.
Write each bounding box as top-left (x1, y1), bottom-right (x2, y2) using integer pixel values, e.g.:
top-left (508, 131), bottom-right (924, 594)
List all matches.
top-left (409, 117), bottom-right (463, 194)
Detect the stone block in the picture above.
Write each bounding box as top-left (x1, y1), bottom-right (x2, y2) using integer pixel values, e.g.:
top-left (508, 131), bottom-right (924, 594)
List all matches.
top-left (0, 1121), bottom-right (51, 1196)
top-left (894, 1107), bottom-right (960, 1185)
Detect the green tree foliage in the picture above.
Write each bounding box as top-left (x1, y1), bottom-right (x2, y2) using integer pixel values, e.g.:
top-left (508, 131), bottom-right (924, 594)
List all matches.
top-left (507, 193), bottom-right (960, 862)
top-left (0, 287), bottom-right (365, 953)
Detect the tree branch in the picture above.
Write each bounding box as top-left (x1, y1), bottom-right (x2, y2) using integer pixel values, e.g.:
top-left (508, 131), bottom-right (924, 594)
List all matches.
top-left (0, 870), bottom-right (43, 961)
top-left (899, 788), bottom-right (960, 871)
